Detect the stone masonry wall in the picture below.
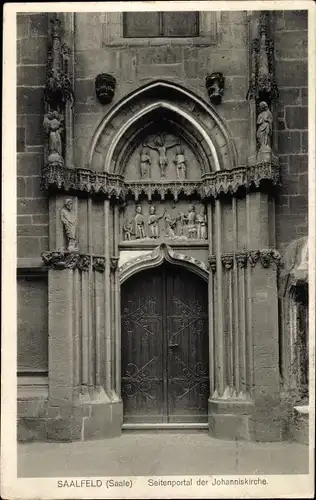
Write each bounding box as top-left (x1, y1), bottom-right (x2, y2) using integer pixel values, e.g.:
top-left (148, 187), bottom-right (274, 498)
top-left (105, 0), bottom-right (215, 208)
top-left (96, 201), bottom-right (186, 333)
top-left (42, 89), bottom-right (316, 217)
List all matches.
top-left (73, 11), bottom-right (249, 170)
top-left (274, 10), bottom-right (308, 251)
top-left (17, 13), bottom-right (49, 261)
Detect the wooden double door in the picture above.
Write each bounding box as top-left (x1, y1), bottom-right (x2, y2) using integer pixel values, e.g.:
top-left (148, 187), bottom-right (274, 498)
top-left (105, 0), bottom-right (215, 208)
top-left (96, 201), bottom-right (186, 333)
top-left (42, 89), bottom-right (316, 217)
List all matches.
top-left (121, 263), bottom-right (209, 424)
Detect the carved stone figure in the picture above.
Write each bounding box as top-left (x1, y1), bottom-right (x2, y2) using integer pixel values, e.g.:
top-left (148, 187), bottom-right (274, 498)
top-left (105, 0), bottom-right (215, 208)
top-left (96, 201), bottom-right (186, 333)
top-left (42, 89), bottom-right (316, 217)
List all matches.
top-left (95, 73), bottom-right (116, 105)
top-left (205, 72), bottom-right (225, 105)
top-left (164, 208), bottom-right (179, 238)
top-left (123, 220), bottom-right (134, 241)
top-left (196, 205), bottom-right (208, 240)
top-left (43, 111), bottom-right (64, 165)
top-left (257, 101), bottom-right (273, 152)
top-left (184, 204), bottom-right (197, 239)
top-left (143, 135), bottom-right (180, 178)
top-left (148, 205), bottom-right (166, 239)
top-left (140, 147), bottom-right (151, 179)
top-left (133, 205), bottom-right (146, 239)
top-left (60, 198), bottom-right (78, 251)
top-left (173, 146), bottom-right (187, 180)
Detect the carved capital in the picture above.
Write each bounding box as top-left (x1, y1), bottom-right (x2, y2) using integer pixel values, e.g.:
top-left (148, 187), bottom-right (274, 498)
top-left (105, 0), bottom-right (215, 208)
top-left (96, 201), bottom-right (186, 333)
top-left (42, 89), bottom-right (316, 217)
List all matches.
top-left (41, 251), bottom-right (80, 270)
top-left (235, 251), bottom-right (248, 268)
top-left (249, 250), bottom-right (260, 267)
top-left (208, 255), bottom-right (217, 272)
top-left (77, 255), bottom-right (91, 271)
top-left (259, 248), bottom-right (282, 269)
top-left (110, 256), bottom-right (120, 270)
top-left (221, 253), bottom-right (234, 269)
top-left (93, 257), bottom-right (106, 273)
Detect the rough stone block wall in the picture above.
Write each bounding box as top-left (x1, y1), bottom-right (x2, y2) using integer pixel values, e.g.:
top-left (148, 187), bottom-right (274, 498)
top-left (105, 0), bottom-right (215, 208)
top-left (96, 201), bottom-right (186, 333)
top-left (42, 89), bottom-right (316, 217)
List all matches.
top-left (73, 11), bottom-right (249, 169)
top-left (17, 13), bottom-right (49, 260)
top-left (274, 10), bottom-right (308, 251)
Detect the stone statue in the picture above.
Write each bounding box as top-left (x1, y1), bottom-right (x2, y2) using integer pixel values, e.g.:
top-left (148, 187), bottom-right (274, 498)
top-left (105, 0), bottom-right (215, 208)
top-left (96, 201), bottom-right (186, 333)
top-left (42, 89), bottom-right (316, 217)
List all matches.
top-left (123, 220), bottom-right (134, 241)
top-left (133, 205), bottom-right (146, 239)
top-left (196, 205), bottom-right (208, 240)
top-left (173, 146), bottom-right (187, 180)
top-left (143, 135), bottom-right (180, 178)
top-left (148, 205), bottom-right (166, 239)
top-left (43, 111), bottom-right (64, 164)
top-left (60, 198), bottom-right (78, 251)
top-left (140, 147), bottom-right (151, 179)
top-left (257, 101), bottom-right (273, 152)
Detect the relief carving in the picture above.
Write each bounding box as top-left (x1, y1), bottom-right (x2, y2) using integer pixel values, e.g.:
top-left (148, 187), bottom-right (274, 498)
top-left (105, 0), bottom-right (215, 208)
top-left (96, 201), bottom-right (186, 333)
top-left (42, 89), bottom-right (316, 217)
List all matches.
top-left (196, 205), bottom-right (208, 240)
top-left (173, 146), bottom-right (187, 180)
top-left (60, 198), bottom-right (78, 252)
top-left (93, 257), bottom-right (106, 272)
top-left (143, 135), bottom-right (180, 178)
top-left (205, 72), bottom-right (225, 105)
top-left (148, 205), bottom-right (166, 239)
top-left (134, 205), bottom-right (146, 239)
top-left (139, 147), bottom-right (151, 179)
top-left (222, 254), bottom-right (234, 269)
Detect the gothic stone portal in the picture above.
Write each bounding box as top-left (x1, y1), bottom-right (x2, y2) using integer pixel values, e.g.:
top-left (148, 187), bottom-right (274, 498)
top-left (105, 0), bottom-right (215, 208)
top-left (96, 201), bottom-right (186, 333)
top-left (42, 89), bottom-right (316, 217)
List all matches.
top-left (121, 263), bottom-right (209, 424)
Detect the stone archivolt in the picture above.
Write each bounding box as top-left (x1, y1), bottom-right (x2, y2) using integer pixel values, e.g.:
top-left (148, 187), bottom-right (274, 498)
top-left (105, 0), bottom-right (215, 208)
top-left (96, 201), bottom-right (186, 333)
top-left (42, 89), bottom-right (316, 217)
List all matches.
top-left (41, 161), bottom-right (280, 201)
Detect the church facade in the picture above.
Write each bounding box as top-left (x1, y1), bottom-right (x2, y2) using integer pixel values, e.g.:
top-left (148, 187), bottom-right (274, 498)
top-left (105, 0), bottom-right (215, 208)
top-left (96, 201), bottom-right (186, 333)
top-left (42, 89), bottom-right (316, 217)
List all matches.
top-left (17, 10), bottom-right (309, 442)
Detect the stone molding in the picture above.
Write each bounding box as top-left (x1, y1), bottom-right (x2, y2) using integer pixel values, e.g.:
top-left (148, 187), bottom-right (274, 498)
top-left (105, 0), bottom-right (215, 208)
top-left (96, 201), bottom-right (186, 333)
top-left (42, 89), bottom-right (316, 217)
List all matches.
top-left (41, 161), bottom-right (280, 201)
top-left (208, 249), bottom-right (282, 272)
top-left (41, 251), bottom-right (105, 272)
top-left (41, 248), bottom-right (282, 272)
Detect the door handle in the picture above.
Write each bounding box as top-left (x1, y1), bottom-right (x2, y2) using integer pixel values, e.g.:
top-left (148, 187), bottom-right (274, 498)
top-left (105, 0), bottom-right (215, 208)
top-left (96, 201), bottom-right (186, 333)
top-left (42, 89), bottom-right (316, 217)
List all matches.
top-left (168, 343), bottom-right (179, 349)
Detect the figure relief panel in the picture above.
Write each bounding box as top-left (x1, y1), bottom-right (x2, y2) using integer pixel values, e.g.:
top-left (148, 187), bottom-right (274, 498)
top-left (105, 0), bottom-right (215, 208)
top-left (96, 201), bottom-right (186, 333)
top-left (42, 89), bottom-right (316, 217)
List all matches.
top-left (123, 131), bottom-right (202, 182)
top-left (122, 201), bottom-right (208, 243)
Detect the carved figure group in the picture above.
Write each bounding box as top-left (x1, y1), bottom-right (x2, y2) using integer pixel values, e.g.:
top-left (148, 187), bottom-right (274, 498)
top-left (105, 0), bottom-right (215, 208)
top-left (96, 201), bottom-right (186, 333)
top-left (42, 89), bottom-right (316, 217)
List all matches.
top-left (60, 198), bottom-right (78, 251)
top-left (123, 204), bottom-right (207, 241)
top-left (142, 135), bottom-right (182, 178)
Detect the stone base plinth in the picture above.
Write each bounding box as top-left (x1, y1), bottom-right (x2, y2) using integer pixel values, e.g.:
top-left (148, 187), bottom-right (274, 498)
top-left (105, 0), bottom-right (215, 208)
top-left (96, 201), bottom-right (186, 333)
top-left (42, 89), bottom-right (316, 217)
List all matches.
top-left (290, 408), bottom-right (309, 445)
top-left (17, 399), bottom-right (123, 442)
top-left (208, 398), bottom-right (285, 442)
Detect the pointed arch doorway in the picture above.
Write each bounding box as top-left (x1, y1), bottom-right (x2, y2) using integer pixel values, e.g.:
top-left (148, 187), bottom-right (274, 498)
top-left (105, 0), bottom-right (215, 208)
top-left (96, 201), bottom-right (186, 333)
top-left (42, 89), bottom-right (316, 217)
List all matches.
top-left (121, 262), bottom-right (209, 425)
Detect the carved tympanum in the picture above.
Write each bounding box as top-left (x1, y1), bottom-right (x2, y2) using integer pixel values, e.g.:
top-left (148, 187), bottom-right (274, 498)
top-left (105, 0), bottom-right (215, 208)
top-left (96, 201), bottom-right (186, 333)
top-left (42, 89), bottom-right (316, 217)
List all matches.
top-left (60, 198), bottom-right (78, 252)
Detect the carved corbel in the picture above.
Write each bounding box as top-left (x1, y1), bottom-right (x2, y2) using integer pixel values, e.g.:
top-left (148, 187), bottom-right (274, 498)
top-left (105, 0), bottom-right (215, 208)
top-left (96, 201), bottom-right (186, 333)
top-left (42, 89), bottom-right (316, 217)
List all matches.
top-left (41, 250), bottom-right (80, 269)
top-left (77, 255), bottom-right (91, 271)
top-left (95, 73), bottom-right (117, 105)
top-left (110, 256), bottom-right (120, 270)
top-left (235, 251), bottom-right (248, 268)
top-left (221, 253), bottom-right (234, 270)
top-left (249, 250), bottom-right (260, 267)
top-left (205, 72), bottom-right (225, 105)
top-left (208, 255), bottom-right (217, 273)
top-left (93, 257), bottom-right (106, 273)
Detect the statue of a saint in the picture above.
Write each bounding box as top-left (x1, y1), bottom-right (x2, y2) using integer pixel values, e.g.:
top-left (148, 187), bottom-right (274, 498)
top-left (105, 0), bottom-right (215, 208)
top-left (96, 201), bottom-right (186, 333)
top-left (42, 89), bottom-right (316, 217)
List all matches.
top-left (196, 205), bottom-right (208, 240)
top-left (257, 101), bottom-right (273, 152)
top-left (148, 205), bottom-right (166, 239)
top-left (133, 205), bottom-right (146, 239)
top-left (140, 147), bottom-right (151, 179)
top-left (60, 198), bottom-right (78, 251)
top-left (173, 146), bottom-right (187, 180)
top-left (143, 135), bottom-right (180, 178)
top-left (43, 111), bottom-right (64, 164)
top-left (123, 220), bottom-right (134, 241)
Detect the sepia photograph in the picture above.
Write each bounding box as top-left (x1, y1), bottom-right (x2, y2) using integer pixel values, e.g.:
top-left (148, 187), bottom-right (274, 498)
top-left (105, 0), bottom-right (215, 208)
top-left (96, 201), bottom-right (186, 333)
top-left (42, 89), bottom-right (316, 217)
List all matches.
top-left (1, 2), bottom-right (315, 498)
